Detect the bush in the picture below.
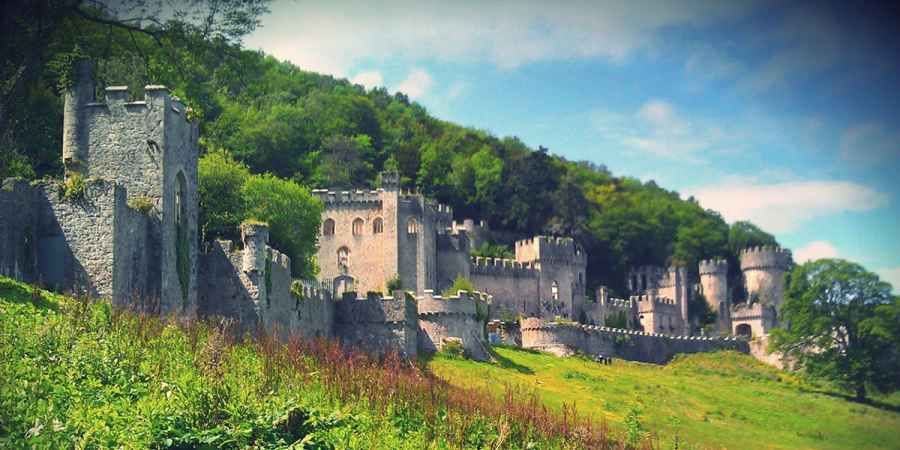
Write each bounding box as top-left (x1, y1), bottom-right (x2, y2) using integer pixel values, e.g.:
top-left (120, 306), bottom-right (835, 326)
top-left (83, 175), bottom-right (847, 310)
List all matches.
top-left (60, 173), bottom-right (86, 199)
top-left (198, 150), bottom-right (250, 241)
top-left (127, 195), bottom-right (155, 213)
top-left (442, 275), bottom-right (475, 297)
top-left (385, 274), bottom-right (402, 292)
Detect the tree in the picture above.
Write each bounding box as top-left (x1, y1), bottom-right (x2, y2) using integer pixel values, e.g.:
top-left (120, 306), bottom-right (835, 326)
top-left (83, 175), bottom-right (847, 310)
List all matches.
top-left (241, 174), bottom-right (323, 278)
top-left (198, 150), bottom-right (250, 241)
top-left (771, 259), bottom-right (899, 402)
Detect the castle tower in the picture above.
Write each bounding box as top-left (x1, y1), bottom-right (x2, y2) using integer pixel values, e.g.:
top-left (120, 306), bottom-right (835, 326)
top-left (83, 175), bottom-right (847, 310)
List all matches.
top-left (515, 236), bottom-right (587, 320)
top-left (241, 222), bottom-right (269, 315)
top-left (62, 59), bottom-right (94, 176)
top-left (699, 258), bottom-right (730, 334)
top-left (739, 246), bottom-right (791, 311)
top-left (60, 61), bottom-right (200, 314)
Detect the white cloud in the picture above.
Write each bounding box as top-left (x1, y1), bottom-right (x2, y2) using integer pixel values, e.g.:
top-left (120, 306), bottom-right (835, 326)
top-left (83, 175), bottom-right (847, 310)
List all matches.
top-left (839, 122), bottom-right (900, 167)
top-left (592, 99), bottom-right (742, 163)
top-left (244, 0), bottom-right (757, 76)
top-left (684, 177), bottom-right (889, 233)
top-left (395, 69), bottom-right (433, 99)
top-left (793, 240), bottom-right (839, 263)
top-left (876, 267), bottom-right (900, 293)
top-left (446, 80), bottom-right (469, 100)
top-left (349, 70), bottom-right (384, 90)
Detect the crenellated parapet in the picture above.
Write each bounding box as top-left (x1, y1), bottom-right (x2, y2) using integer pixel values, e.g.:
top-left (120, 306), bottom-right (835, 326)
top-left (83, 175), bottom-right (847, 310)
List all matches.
top-left (699, 258), bottom-right (729, 275)
top-left (311, 189), bottom-right (383, 207)
top-left (469, 256), bottom-right (538, 276)
top-left (739, 246), bottom-right (791, 271)
top-left (633, 294), bottom-right (678, 312)
top-left (416, 289), bottom-right (491, 317)
top-left (515, 235), bottom-right (587, 265)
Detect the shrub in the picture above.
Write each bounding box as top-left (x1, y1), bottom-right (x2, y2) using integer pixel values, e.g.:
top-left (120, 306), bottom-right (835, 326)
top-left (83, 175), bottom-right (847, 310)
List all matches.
top-left (127, 195), bottom-right (154, 213)
top-left (385, 274), bottom-right (402, 292)
top-left (441, 339), bottom-right (466, 359)
top-left (198, 150), bottom-right (250, 241)
top-left (60, 172), bottom-right (86, 199)
top-left (442, 275), bottom-right (474, 297)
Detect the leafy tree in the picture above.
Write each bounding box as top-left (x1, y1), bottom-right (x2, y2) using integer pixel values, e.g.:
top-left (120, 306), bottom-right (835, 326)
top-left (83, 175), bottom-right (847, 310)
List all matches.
top-left (771, 259), bottom-right (899, 402)
top-left (198, 150), bottom-right (250, 241)
top-left (241, 174), bottom-right (323, 278)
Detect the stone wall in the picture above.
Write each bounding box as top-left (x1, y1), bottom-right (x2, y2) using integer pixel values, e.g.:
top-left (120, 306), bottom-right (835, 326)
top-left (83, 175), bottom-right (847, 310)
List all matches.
top-left (111, 189), bottom-right (150, 307)
top-left (334, 292), bottom-right (418, 358)
top-left (416, 290), bottom-right (490, 361)
top-left (0, 179), bottom-right (36, 282)
top-left (469, 258), bottom-right (540, 319)
top-left (740, 246), bottom-right (791, 310)
top-left (520, 318), bottom-right (748, 364)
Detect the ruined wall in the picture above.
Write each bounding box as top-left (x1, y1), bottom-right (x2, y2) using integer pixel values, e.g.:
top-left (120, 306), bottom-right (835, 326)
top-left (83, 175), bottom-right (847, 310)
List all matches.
top-left (416, 290), bottom-right (489, 361)
top-left (469, 257), bottom-right (540, 319)
top-left (520, 318), bottom-right (749, 364)
top-left (334, 293), bottom-right (418, 358)
top-left (0, 179), bottom-right (36, 282)
top-left (583, 287), bottom-right (636, 327)
top-left (112, 191), bottom-right (150, 306)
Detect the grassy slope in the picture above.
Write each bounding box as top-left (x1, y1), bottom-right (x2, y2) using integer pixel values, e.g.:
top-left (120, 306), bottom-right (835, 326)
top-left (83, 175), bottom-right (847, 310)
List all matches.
top-left (428, 346), bottom-right (900, 450)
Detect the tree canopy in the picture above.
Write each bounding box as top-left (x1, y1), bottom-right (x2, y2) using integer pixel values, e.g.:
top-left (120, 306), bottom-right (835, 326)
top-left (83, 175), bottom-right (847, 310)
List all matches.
top-left (771, 259), bottom-right (899, 401)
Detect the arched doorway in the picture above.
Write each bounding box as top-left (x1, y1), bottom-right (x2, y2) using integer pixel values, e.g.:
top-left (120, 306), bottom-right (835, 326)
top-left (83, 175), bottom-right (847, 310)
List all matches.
top-left (735, 323), bottom-right (752, 337)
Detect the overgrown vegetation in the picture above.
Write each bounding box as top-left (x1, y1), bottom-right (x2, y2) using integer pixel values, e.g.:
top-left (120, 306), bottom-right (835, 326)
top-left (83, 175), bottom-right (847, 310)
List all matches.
top-left (0, 277), bottom-right (643, 449)
top-left (442, 274), bottom-right (475, 297)
top-left (430, 345), bottom-right (900, 450)
top-left (59, 173), bottom-right (86, 199)
top-left (471, 242), bottom-right (514, 259)
top-left (386, 273), bottom-right (403, 292)
top-left (127, 195), bottom-right (154, 213)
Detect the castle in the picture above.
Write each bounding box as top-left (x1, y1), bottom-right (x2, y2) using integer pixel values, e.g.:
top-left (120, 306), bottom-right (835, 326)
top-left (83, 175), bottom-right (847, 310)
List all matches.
top-left (0, 64), bottom-right (789, 365)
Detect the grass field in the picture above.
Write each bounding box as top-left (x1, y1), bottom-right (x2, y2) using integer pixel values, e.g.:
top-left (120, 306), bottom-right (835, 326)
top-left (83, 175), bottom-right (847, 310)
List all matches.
top-left (428, 345), bottom-right (900, 449)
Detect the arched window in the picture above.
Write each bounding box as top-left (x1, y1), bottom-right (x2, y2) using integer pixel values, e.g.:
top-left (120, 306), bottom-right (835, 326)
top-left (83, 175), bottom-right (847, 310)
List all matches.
top-left (323, 218), bottom-right (335, 236)
top-left (174, 171), bottom-right (189, 304)
top-left (551, 280), bottom-right (559, 301)
top-left (407, 217), bottom-right (418, 235)
top-left (337, 247), bottom-right (350, 273)
top-left (373, 217), bottom-right (383, 234)
top-left (352, 218), bottom-right (364, 236)
top-left (578, 272), bottom-right (583, 284)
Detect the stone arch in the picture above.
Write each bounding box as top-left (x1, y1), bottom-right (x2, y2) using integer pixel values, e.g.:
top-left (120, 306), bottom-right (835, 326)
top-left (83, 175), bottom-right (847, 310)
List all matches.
top-left (322, 218), bottom-right (335, 236)
top-left (352, 217), bottom-right (364, 236)
top-left (373, 217), bottom-right (383, 234)
top-left (736, 323), bottom-right (752, 337)
top-left (333, 273), bottom-right (355, 297)
top-left (337, 246), bottom-right (350, 273)
top-left (407, 217), bottom-right (418, 235)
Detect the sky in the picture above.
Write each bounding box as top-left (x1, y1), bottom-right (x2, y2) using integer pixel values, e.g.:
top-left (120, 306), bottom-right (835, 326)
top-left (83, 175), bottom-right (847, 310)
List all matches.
top-left (244, 0), bottom-right (900, 291)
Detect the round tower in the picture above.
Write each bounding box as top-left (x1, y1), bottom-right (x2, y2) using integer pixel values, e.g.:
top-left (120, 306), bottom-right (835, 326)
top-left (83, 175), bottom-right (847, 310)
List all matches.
top-left (699, 258), bottom-right (729, 333)
top-left (739, 246), bottom-right (791, 310)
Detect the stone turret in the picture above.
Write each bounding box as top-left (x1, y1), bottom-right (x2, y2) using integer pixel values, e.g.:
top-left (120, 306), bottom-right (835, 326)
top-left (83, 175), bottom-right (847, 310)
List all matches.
top-left (739, 246), bottom-right (791, 310)
top-left (699, 258), bottom-right (730, 334)
top-left (62, 59), bottom-right (94, 176)
top-left (241, 222), bottom-right (270, 315)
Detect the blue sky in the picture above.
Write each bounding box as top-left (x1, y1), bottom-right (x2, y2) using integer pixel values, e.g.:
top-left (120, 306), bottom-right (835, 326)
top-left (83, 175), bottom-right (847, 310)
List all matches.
top-left (245, 0), bottom-right (900, 290)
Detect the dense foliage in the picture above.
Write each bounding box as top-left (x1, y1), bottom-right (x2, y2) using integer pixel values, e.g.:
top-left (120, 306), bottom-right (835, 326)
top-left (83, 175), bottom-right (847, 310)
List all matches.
top-left (771, 259), bottom-right (900, 401)
top-left (199, 150), bottom-right (322, 277)
top-left (1, 0), bottom-right (780, 294)
top-left (0, 277), bottom-right (637, 449)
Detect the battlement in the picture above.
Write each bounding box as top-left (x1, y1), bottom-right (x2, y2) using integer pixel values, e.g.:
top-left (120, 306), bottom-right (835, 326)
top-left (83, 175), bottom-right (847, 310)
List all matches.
top-left (739, 246), bottom-right (791, 271)
top-left (699, 258), bottom-right (728, 275)
top-left (311, 189), bottom-right (383, 206)
top-left (416, 289), bottom-right (491, 316)
top-left (606, 297), bottom-right (634, 309)
top-left (628, 265), bottom-right (687, 291)
top-left (520, 318), bottom-right (744, 341)
top-left (334, 291), bottom-right (418, 325)
top-left (469, 256), bottom-right (537, 276)
top-left (515, 235), bottom-right (586, 265)
top-left (633, 294), bottom-right (679, 312)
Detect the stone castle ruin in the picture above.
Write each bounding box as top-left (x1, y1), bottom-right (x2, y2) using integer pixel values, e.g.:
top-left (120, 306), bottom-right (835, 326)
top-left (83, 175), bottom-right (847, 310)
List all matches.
top-left (1, 64), bottom-right (793, 365)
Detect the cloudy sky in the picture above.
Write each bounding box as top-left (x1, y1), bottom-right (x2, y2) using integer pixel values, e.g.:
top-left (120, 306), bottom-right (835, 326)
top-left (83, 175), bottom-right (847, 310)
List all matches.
top-left (245, 0), bottom-right (900, 290)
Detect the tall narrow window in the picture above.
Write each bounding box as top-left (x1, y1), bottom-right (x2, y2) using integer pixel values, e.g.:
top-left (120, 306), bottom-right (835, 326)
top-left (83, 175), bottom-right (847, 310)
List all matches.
top-left (337, 247), bottom-right (350, 273)
top-left (323, 218), bottom-right (335, 236)
top-left (407, 217), bottom-right (418, 235)
top-left (175, 172), bottom-right (189, 305)
top-left (551, 280), bottom-right (559, 301)
top-left (352, 218), bottom-right (364, 236)
top-left (373, 217), bottom-right (383, 234)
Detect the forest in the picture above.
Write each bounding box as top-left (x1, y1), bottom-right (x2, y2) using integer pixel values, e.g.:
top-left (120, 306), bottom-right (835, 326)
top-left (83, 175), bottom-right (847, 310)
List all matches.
top-left (1, 0), bottom-right (778, 298)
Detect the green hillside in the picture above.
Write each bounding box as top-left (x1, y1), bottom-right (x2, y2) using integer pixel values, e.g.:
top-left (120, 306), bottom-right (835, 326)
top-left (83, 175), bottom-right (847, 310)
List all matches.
top-left (428, 346), bottom-right (900, 450)
top-left (0, 277), bottom-right (632, 449)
